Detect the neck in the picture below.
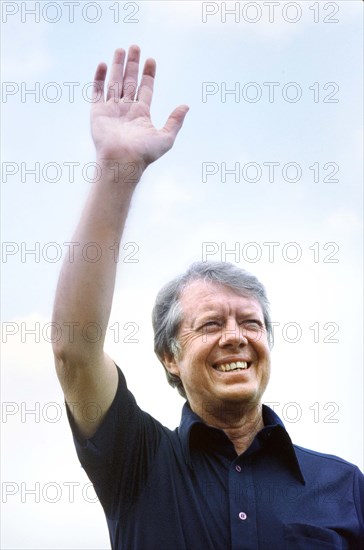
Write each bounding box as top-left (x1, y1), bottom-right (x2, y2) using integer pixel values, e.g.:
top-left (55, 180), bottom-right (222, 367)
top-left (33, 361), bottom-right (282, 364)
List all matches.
top-left (194, 401), bottom-right (264, 455)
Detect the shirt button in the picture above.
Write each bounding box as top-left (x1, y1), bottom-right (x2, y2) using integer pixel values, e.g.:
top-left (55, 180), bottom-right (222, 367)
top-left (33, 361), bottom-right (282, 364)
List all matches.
top-left (235, 465), bottom-right (242, 473)
top-left (239, 512), bottom-right (247, 521)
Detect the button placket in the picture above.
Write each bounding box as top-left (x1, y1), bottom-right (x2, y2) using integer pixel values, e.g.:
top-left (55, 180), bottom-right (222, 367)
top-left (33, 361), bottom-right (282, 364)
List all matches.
top-left (230, 461), bottom-right (258, 548)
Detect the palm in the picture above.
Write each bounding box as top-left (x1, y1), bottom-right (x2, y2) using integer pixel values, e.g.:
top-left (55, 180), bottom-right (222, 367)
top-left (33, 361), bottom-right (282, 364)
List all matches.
top-left (91, 46), bottom-right (188, 169)
top-left (92, 99), bottom-right (165, 165)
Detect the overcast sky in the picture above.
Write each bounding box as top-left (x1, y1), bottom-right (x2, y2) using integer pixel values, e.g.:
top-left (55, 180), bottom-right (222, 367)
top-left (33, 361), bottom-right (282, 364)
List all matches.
top-left (1, 1), bottom-right (363, 548)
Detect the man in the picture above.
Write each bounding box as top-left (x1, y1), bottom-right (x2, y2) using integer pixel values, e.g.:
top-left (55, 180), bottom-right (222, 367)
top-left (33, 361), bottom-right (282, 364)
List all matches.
top-left (52, 45), bottom-right (364, 549)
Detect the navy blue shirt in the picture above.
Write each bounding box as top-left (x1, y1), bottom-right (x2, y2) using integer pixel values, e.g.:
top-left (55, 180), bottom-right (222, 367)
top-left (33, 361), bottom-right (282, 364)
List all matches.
top-left (67, 366), bottom-right (364, 549)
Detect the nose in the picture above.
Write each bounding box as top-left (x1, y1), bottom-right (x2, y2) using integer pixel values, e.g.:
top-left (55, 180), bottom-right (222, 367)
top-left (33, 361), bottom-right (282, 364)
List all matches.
top-left (219, 319), bottom-right (248, 348)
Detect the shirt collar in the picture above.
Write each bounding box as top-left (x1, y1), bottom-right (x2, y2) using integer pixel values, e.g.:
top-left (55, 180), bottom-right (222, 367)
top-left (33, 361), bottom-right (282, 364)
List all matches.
top-left (178, 401), bottom-right (204, 468)
top-left (178, 402), bottom-right (305, 485)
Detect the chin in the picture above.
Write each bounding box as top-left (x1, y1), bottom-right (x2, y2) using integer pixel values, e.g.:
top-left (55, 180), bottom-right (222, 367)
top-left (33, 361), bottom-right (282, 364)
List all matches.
top-left (218, 387), bottom-right (263, 406)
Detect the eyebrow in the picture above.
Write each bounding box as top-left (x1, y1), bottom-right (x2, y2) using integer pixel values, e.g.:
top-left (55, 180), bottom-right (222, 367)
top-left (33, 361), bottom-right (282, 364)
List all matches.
top-left (190, 311), bottom-right (223, 327)
top-left (191, 310), bottom-right (263, 327)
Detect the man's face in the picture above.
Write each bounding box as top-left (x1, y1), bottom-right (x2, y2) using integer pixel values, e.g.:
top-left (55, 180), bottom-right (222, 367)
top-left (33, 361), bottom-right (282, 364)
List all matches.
top-left (164, 280), bottom-right (271, 419)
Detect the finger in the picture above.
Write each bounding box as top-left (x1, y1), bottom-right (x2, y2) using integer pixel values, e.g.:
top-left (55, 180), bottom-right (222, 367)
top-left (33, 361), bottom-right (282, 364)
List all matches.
top-left (122, 44), bottom-right (141, 101)
top-left (92, 62), bottom-right (107, 103)
top-left (136, 58), bottom-right (156, 107)
top-left (163, 105), bottom-right (190, 139)
top-left (106, 48), bottom-right (126, 101)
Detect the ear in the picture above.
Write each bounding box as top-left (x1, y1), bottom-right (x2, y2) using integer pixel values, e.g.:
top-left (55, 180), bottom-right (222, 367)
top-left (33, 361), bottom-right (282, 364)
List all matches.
top-left (161, 351), bottom-right (181, 377)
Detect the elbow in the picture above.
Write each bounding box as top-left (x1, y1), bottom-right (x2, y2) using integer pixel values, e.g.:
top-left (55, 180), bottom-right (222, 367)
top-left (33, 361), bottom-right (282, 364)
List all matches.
top-left (52, 339), bottom-right (101, 379)
top-left (52, 341), bottom-right (85, 375)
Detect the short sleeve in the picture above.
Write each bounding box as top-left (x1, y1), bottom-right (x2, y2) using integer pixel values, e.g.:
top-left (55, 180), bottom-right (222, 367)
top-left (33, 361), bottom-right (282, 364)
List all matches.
top-left (66, 365), bottom-right (162, 518)
top-left (352, 466), bottom-right (364, 540)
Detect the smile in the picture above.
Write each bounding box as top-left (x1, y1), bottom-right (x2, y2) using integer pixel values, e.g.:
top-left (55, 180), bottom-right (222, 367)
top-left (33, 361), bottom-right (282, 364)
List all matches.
top-left (213, 361), bottom-right (249, 372)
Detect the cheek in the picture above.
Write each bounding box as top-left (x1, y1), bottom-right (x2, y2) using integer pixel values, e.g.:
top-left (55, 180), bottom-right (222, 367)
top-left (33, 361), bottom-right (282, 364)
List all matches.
top-left (181, 333), bottom-right (213, 358)
top-left (179, 347), bottom-right (212, 381)
top-left (178, 330), bottom-right (205, 350)
top-left (254, 334), bottom-right (270, 355)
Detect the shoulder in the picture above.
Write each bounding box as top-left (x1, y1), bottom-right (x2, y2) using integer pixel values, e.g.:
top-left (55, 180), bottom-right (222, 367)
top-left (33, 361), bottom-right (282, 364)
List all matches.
top-left (294, 444), bottom-right (361, 468)
top-left (294, 444), bottom-right (364, 483)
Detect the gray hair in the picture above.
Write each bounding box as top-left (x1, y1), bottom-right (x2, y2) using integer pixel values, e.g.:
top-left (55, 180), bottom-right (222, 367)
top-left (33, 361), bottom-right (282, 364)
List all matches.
top-left (152, 261), bottom-right (273, 399)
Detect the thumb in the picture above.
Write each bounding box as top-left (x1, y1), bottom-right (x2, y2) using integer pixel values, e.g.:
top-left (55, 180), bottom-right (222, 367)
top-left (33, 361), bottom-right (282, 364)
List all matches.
top-left (163, 105), bottom-right (189, 139)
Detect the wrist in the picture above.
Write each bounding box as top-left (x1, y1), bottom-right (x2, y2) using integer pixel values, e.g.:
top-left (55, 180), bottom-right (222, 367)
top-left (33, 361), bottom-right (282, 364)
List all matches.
top-left (95, 157), bottom-right (145, 187)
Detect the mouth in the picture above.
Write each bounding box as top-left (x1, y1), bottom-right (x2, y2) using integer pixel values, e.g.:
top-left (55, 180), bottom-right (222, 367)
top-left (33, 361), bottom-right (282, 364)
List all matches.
top-left (212, 361), bottom-right (251, 373)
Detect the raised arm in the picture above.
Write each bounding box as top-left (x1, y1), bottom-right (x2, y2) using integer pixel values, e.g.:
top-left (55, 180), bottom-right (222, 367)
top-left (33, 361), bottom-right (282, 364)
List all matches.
top-left (52, 46), bottom-right (188, 438)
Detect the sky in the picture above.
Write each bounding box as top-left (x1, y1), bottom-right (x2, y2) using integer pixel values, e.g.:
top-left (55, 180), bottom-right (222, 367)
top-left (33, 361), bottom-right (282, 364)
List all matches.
top-left (1, 1), bottom-right (363, 548)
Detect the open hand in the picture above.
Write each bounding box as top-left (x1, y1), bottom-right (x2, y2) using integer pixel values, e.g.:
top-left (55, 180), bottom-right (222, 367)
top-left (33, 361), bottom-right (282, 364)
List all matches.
top-left (91, 45), bottom-right (189, 171)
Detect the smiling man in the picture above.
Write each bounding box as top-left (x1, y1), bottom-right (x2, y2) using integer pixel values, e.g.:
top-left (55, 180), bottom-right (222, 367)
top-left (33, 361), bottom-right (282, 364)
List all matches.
top-left (52, 46), bottom-right (364, 550)
top-left (158, 274), bottom-right (272, 456)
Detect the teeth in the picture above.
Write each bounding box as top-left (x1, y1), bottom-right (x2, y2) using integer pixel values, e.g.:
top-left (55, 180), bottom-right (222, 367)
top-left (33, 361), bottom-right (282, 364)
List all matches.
top-left (215, 361), bottom-right (248, 372)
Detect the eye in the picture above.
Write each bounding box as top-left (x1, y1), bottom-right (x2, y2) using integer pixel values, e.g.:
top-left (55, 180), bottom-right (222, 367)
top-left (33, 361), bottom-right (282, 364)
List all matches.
top-left (200, 321), bottom-right (221, 333)
top-left (241, 320), bottom-right (263, 331)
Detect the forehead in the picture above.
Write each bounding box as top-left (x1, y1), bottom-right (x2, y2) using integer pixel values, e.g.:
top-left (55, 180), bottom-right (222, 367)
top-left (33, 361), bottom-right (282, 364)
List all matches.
top-left (179, 279), bottom-right (263, 319)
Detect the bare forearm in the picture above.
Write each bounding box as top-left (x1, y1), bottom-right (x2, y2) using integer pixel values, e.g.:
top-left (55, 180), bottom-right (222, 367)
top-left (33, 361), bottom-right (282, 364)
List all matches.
top-left (51, 46), bottom-right (187, 434)
top-left (52, 160), bottom-right (143, 362)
